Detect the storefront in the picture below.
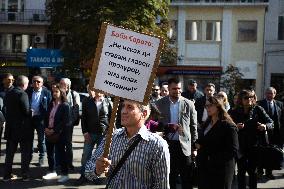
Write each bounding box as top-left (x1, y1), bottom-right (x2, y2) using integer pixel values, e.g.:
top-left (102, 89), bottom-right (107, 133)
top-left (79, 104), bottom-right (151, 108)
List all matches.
top-left (157, 65), bottom-right (223, 91)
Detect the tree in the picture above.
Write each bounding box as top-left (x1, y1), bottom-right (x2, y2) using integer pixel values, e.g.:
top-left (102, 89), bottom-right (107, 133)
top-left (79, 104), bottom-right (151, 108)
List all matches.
top-left (220, 64), bottom-right (243, 104)
top-left (46, 0), bottom-right (171, 71)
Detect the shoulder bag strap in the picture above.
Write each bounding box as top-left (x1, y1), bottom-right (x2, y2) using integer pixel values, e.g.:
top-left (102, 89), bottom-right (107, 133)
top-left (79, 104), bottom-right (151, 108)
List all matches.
top-left (106, 135), bottom-right (142, 188)
top-left (70, 90), bottom-right (77, 105)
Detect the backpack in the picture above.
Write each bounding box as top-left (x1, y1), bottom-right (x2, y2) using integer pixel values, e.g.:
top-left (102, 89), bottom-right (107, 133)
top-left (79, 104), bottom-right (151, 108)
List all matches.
top-left (71, 90), bottom-right (80, 126)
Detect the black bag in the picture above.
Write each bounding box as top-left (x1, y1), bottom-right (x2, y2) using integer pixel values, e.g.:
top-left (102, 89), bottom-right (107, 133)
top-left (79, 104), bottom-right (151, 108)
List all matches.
top-left (46, 133), bottom-right (60, 143)
top-left (255, 144), bottom-right (284, 170)
top-left (71, 90), bottom-right (80, 126)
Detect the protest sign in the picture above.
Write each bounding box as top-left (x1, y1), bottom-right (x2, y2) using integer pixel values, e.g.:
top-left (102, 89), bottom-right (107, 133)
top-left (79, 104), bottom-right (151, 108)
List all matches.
top-left (89, 23), bottom-right (164, 157)
top-left (89, 22), bottom-right (163, 104)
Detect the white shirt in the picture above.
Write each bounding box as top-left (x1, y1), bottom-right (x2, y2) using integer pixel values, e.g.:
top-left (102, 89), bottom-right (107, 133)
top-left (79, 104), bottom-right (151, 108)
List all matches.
top-left (31, 87), bottom-right (42, 116)
top-left (266, 99), bottom-right (274, 115)
top-left (167, 97), bottom-right (180, 141)
top-left (95, 97), bottom-right (105, 116)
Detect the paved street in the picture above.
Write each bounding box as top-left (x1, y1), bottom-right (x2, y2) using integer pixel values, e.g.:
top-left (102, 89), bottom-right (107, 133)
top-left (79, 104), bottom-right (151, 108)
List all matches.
top-left (0, 124), bottom-right (283, 189)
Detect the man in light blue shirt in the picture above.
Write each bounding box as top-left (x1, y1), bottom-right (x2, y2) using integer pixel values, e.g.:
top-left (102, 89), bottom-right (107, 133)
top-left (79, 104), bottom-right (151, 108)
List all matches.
top-left (27, 75), bottom-right (51, 166)
top-left (85, 100), bottom-right (170, 189)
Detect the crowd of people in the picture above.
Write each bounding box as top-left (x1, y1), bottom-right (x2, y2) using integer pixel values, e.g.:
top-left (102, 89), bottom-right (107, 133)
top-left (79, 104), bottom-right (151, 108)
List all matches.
top-left (0, 73), bottom-right (283, 189)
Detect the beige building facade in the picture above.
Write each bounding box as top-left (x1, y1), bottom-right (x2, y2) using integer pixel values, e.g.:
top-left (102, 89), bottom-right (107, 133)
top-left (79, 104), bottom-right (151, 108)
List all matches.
top-left (162, 0), bottom-right (268, 97)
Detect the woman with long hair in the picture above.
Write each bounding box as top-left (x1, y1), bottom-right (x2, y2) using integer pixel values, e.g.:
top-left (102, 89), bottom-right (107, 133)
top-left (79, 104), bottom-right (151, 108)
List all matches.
top-left (229, 89), bottom-right (273, 189)
top-left (42, 84), bottom-right (70, 183)
top-left (196, 96), bottom-right (239, 189)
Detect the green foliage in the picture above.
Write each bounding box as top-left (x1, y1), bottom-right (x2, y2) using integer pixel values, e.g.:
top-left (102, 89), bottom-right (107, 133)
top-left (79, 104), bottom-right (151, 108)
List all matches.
top-left (220, 64), bottom-right (243, 104)
top-left (46, 0), bottom-right (170, 68)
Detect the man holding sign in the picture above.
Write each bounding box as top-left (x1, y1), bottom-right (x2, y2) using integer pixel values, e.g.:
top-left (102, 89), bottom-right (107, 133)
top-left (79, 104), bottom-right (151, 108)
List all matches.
top-left (85, 100), bottom-right (170, 188)
top-left (87, 22), bottom-right (168, 188)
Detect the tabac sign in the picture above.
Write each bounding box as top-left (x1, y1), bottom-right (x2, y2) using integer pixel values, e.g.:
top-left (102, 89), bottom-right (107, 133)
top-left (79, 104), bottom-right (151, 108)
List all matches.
top-left (26, 48), bottom-right (64, 67)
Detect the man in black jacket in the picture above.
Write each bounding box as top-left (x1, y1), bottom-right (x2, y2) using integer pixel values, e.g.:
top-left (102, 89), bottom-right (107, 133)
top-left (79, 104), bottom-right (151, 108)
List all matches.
top-left (257, 87), bottom-right (284, 179)
top-left (195, 83), bottom-right (215, 125)
top-left (0, 73), bottom-right (14, 151)
top-left (27, 75), bottom-right (52, 166)
top-left (76, 86), bottom-right (112, 185)
top-left (181, 79), bottom-right (203, 103)
top-left (0, 73), bottom-right (14, 99)
top-left (3, 75), bottom-right (32, 181)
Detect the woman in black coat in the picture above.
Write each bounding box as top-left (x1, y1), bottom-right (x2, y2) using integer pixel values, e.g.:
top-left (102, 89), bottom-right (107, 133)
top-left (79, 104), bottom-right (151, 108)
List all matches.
top-left (42, 84), bottom-right (70, 183)
top-left (229, 89), bottom-right (273, 189)
top-left (196, 96), bottom-right (239, 189)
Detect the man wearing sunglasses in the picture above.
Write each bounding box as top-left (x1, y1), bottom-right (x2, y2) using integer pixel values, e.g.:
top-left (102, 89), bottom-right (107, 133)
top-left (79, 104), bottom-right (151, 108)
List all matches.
top-left (150, 85), bottom-right (161, 103)
top-left (27, 75), bottom-right (52, 167)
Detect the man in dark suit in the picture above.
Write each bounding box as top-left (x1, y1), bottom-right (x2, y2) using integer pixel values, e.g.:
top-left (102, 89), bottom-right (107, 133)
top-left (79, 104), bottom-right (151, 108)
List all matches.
top-left (181, 79), bottom-right (204, 103)
top-left (257, 87), bottom-right (284, 179)
top-left (195, 83), bottom-right (215, 125)
top-left (156, 77), bottom-right (198, 189)
top-left (3, 75), bottom-right (32, 181)
top-left (27, 75), bottom-right (51, 166)
top-left (0, 73), bottom-right (14, 151)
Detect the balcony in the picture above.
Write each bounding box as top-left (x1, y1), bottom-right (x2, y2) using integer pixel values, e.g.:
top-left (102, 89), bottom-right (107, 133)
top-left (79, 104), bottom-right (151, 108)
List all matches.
top-left (0, 9), bottom-right (49, 25)
top-left (170, 0), bottom-right (269, 7)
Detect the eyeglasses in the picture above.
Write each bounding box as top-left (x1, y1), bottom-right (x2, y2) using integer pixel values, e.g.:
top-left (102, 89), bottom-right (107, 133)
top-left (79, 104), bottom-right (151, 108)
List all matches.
top-left (243, 96), bottom-right (254, 100)
top-left (205, 103), bottom-right (214, 108)
top-left (33, 80), bottom-right (41, 83)
top-left (153, 89), bottom-right (160, 91)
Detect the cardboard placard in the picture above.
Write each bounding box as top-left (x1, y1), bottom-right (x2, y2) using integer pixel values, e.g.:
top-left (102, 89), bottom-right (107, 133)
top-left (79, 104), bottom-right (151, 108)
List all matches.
top-left (89, 23), bottom-right (164, 157)
top-left (89, 23), bottom-right (164, 104)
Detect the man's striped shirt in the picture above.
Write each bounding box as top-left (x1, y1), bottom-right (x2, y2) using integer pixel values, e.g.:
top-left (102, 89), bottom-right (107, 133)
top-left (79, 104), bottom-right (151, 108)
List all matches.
top-left (85, 125), bottom-right (170, 189)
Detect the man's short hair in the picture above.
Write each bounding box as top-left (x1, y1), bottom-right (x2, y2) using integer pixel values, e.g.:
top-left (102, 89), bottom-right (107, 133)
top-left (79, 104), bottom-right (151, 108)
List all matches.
top-left (205, 83), bottom-right (215, 89)
top-left (160, 82), bottom-right (168, 87)
top-left (33, 75), bottom-right (44, 82)
top-left (188, 79), bottom-right (197, 85)
top-left (2, 73), bottom-right (13, 79)
top-left (61, 78), bottom-right (71, 87)
top-left (266, 87), bottom-right (276, 94)
top-left (168, 77), bottom-right (180, 85)
top-left (16, 75), bottom-right (29, 87)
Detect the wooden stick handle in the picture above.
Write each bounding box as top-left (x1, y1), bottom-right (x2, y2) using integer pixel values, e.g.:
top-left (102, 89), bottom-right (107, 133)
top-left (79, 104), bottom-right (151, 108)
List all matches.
top-left (103, 96), bottom-right (120, 158)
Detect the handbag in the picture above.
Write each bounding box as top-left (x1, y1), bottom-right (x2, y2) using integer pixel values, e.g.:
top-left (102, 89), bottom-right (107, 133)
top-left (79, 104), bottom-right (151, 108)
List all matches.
top-left (46, 132), bottom-right (60, 143)
top-left (105, 135), bottom-right (142, 189)
top-left (255, 131), bottom-right (284, 170)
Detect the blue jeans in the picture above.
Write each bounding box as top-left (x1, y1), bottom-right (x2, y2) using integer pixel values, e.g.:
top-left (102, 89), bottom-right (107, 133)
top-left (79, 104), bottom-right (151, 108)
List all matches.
top-left (31, 116), bottom-right (46, 159)
top-left (80, 133), bottom-right (103, 175)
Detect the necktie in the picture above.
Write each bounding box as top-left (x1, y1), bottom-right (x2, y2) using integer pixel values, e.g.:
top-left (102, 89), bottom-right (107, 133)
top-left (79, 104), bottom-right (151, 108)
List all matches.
top-left (268, 102), bottom-right (273, 116)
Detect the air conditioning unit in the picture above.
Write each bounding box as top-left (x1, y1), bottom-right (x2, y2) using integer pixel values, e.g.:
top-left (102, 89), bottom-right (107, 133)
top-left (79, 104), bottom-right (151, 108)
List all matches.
top-left (34, 34), bottom-right (45, 43)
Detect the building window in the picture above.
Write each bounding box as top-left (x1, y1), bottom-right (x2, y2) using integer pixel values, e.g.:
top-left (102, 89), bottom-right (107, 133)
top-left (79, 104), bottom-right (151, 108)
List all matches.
top-left (206, 21), bottom-right (222, 41)
top-left (8, 0), bottom-right (18, 12)
top-left (168, 20), bottom-right (177, 43)
top-left (278, 16), bottom-right (284, 40)
top-left (0, 33), bottom-right (32, 53)
top-left (0, 34), bottom-right (12, 52)
top-left (237, 21), bottom-right (257, 42)
top-left (185, 20), bottom-right (202, 41)
top-left (0, 0), bottom-right (5, 11)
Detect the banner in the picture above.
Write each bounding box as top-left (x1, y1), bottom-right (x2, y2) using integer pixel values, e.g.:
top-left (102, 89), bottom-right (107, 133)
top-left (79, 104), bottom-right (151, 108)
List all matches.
top-left (26, 48), bottom-right (64, 67)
